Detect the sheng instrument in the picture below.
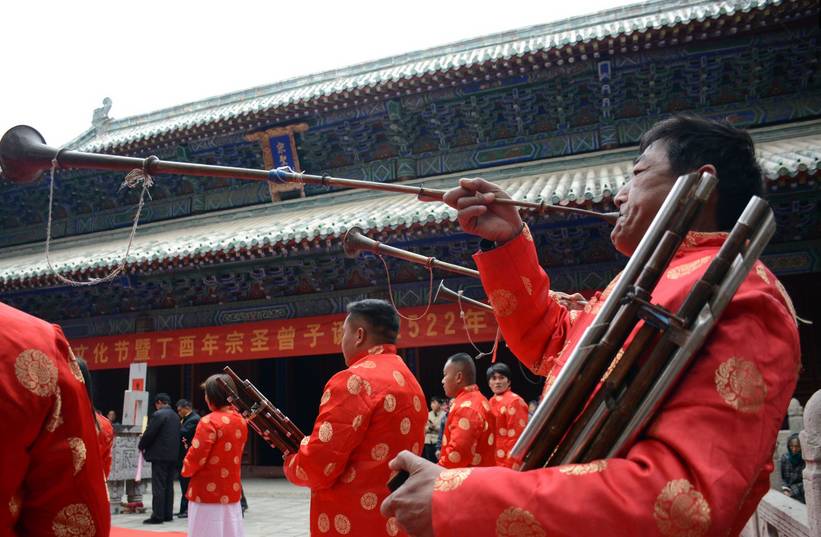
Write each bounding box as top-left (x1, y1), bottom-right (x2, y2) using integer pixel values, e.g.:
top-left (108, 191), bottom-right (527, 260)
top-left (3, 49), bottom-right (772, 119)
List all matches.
top-left (0, 125), bottom-right (618, 224)
top-left (220, 366), bottom-right (304, 456)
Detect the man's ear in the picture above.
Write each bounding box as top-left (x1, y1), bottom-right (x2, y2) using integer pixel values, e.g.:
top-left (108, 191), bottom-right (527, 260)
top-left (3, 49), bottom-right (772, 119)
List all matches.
top-left (356, 326), bottom-right (366, 345)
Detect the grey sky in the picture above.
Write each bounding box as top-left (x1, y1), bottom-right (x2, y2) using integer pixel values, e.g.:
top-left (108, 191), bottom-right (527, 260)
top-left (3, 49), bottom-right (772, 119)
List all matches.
top-left (2, 0), bottom-right (637, 146)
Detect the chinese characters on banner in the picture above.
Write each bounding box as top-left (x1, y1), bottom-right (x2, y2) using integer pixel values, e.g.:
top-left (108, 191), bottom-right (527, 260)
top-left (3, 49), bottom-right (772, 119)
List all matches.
top-left (73, 303), bottom-right (497, 370)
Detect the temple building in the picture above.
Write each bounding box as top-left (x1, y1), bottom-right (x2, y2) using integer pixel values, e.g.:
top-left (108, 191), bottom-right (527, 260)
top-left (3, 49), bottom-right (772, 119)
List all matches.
top-left (0, 0), bottom-right (818, 471)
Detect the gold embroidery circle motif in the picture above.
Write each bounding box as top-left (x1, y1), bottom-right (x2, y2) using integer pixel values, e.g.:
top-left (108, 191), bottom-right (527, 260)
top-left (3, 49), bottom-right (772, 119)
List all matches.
top-left (714, 357), bottom-right (767, 413)
top-left (433, 468), bottom-right (471, 492)
top-left (496, 507), bottom-right (545, 537)
top-left (654, 479), bottom-right (711, 537)
top-left (52, 503), bottom-right (95, 537)
top-left (334, 514), bottom-right (351, 535)
top-left (15, 349), bottom-right (58, 397)
top-left (488, 289), bottom-right (518, 317)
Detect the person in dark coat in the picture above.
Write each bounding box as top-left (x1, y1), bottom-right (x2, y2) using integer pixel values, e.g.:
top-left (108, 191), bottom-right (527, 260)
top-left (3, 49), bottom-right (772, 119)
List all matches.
top-left (175, 399), bottom-right (200, 518)
top-left (138, 393), bottom-right (181, 524)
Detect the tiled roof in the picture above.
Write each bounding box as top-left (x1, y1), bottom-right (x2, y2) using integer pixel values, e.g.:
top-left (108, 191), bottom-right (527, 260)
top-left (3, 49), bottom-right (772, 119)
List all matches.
top-left (67, 0), bottom-right (792, 152)
top-left (0, 129), bottom-right (817, 288)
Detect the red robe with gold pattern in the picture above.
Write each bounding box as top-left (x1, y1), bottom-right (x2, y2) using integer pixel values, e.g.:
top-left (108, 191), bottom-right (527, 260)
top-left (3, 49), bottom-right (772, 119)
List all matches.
top-left (431, 227), bottom-right (800, 537)
top-left (438, 385), bottom-right (496, 469)
top-left (284, 344), bottom-right (426, 537)
top-left (0, 302), bottom-right (111, 537)
top-left (96, 412), bottom-right (115, 479)
top-left (488, 388), bottom-right (529, 468)
top-left (181, 408), bottom-right (248, 504)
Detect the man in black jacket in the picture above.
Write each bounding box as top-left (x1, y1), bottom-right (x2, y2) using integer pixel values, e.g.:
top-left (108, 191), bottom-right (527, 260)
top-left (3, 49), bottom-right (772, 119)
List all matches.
top-left (174, 398), bottom-right (200, 518)
top-left (138, 393), bottom-right (181, 524)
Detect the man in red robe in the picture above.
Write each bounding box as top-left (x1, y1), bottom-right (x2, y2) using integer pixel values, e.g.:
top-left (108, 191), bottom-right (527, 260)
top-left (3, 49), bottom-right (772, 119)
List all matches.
top-left (382, 115), bottom-right (800, 537)
top-left (284, 299), bottom-right (427, 536)
top-left (0, 302), bottom-right (111, 536)
top-left (486, 363), bottom-right (529, 468)
top-left (438, 353), bottom-right (495, 469)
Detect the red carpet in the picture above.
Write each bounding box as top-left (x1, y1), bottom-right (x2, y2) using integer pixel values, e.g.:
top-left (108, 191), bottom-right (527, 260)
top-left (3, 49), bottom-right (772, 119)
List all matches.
top-left (110, 527), bottom-right (186, 537)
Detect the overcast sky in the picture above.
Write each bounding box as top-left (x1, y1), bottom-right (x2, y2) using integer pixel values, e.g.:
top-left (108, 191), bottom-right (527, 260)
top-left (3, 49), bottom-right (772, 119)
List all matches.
top-left (2, 0), bottom-right (637, 147)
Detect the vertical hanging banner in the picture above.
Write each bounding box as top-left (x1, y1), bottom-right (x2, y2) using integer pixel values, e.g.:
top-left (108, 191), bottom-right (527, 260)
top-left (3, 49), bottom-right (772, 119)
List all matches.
top-left (72, 302), bottom-right (497, 371)
top-left (245, 124), bottom-right (309, 201)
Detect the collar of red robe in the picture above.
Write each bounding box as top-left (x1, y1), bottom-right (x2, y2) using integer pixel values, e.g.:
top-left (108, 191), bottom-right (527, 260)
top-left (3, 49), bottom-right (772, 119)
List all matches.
top-left (681, 230), bottom-right (728, 250)
top-left (456, 384), bottom-right (480, 398)
top-left (350, 343), bottom-right (398, 364)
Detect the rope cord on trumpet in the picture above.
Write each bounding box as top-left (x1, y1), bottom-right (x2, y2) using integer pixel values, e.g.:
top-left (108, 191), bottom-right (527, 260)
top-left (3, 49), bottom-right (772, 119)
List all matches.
top-left (44, 156), bottom-right (153, 286)
top-left (455, 289), bottom-right (501, 362)
top-left (378, 254), bottom-right (435, 322)
top-left (267, 166), bottom-right (299, 184)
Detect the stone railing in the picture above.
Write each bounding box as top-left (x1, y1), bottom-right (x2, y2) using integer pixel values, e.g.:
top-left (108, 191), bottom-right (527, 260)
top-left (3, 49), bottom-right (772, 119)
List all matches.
top-left (742, 390), bottom-right (820, 537)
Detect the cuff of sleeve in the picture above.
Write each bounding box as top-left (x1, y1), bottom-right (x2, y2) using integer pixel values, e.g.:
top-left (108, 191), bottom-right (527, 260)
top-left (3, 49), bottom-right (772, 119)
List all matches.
top-left (472, 225), bottom-right (542, 287)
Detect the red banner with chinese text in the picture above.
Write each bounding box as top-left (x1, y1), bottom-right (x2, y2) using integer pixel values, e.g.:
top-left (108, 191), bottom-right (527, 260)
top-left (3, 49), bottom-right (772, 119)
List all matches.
top-left (72, 303), bottom-right (497, 370)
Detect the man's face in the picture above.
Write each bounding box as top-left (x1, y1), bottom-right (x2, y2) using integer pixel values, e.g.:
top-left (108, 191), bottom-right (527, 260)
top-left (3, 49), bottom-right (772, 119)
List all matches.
top-left (340, 314), bottom-right (364, 365)
top-left (107, 411), bottom-right (116, 421)
top-left (788, 438), bottom-right (801, 455)
top-left (488, 372), bottom-right (511, 395)
top-left (611, 141), bottom-right (677, 256)
top-left (441, 361), bottom-right (461, 398)
top-left (177, 406), bottom-right (189, 418)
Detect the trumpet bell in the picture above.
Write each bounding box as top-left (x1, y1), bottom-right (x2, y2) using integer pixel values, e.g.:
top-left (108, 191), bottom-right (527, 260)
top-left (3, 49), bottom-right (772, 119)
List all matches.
top-left (342, 226), bottom-right (367, 258)
top-left (0, 125), bottom-right (58, 184)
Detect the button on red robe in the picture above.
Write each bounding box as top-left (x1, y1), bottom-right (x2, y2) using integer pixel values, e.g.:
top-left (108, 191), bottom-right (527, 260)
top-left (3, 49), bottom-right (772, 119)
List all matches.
top-left (439, 385), bottom-right (496, 469)
top-left (488, 389), bottom-right (529, 468)
top-left (284, 345), bottom-right (426, 537)
top-left (181, 408), bottom-right (248, 504)
top-left (431, 227), bottom-right (800, 537)
top-left (0, 302), bottom-right (111, 537)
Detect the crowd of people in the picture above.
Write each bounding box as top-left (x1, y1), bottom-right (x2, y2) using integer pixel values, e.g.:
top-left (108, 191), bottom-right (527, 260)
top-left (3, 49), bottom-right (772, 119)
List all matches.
top-left (1, 115), bottom-right (806, 537)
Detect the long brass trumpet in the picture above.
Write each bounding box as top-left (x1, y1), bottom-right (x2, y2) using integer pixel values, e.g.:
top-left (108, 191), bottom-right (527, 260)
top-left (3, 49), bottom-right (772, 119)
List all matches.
top-left (0, 125), bottom-right (618, 224)
top-left (343, 226), bottom-right (588, 311)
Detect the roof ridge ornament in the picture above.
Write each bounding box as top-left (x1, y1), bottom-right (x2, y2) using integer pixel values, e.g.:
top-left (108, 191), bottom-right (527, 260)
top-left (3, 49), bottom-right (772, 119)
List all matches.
top-left (91, 97), bottom-right (113, 133)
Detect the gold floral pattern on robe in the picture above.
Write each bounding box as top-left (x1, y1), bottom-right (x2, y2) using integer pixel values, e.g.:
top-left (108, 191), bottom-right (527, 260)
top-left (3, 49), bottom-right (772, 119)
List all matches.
top-left (665, 255), bottom-right (712, 280)
top-left (46, 386), bottom-right (64, 432)
top-left (489, 289), bottom-right (518, 317)
top-left (52, 503), bottom-right (96, 537)
top-left (755, 263), bottom-right (770, 285)
top-left (521, 276), bottom-right (533, 295)
top-left (360, 492), bottom-right (378, 510)
top-left (68, 437), bottom-right (87, 476)
top-left (558, 459), bottom-right (608, 475)
top-left (653, 479), bottom-right (711, 537)
top-left (333, 513), bottom-right (351, 534)
top-left (715, 357), bottom-right (767, 413)
top-left (434, 468), bottom-right (473, 491)
top-left (496, 507), bottom-right (546, 537)
top-left (318, 421), bottom-right (333, 442)
top-left (386, 516), bottom-right (400, 536)
top-left (8, 494), bottom-right (21, 521)
top-left (15, 349), bottom-right (58, 397)
top-left (317, 513), bottom-right (330, 533)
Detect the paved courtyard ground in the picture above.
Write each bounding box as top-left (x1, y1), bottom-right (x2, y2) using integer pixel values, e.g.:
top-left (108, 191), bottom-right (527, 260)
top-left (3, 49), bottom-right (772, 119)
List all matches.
top-left (111, 477), bottom-right (311, 536)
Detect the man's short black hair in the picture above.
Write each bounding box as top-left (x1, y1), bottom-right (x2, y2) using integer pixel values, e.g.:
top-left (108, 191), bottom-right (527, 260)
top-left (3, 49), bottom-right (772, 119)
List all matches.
top-left (446, 352), bottom-right (476, 385)
top-left (486, 362), bottom-right (512, 381)
top-left (176, 399), bottom-right (192, 409)
top-left (154, 393), bottom-right (171, 405)
top-left (639, 115), bottom-right (764, 231)
top-left (346, 299), bottom-right (400, 343)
